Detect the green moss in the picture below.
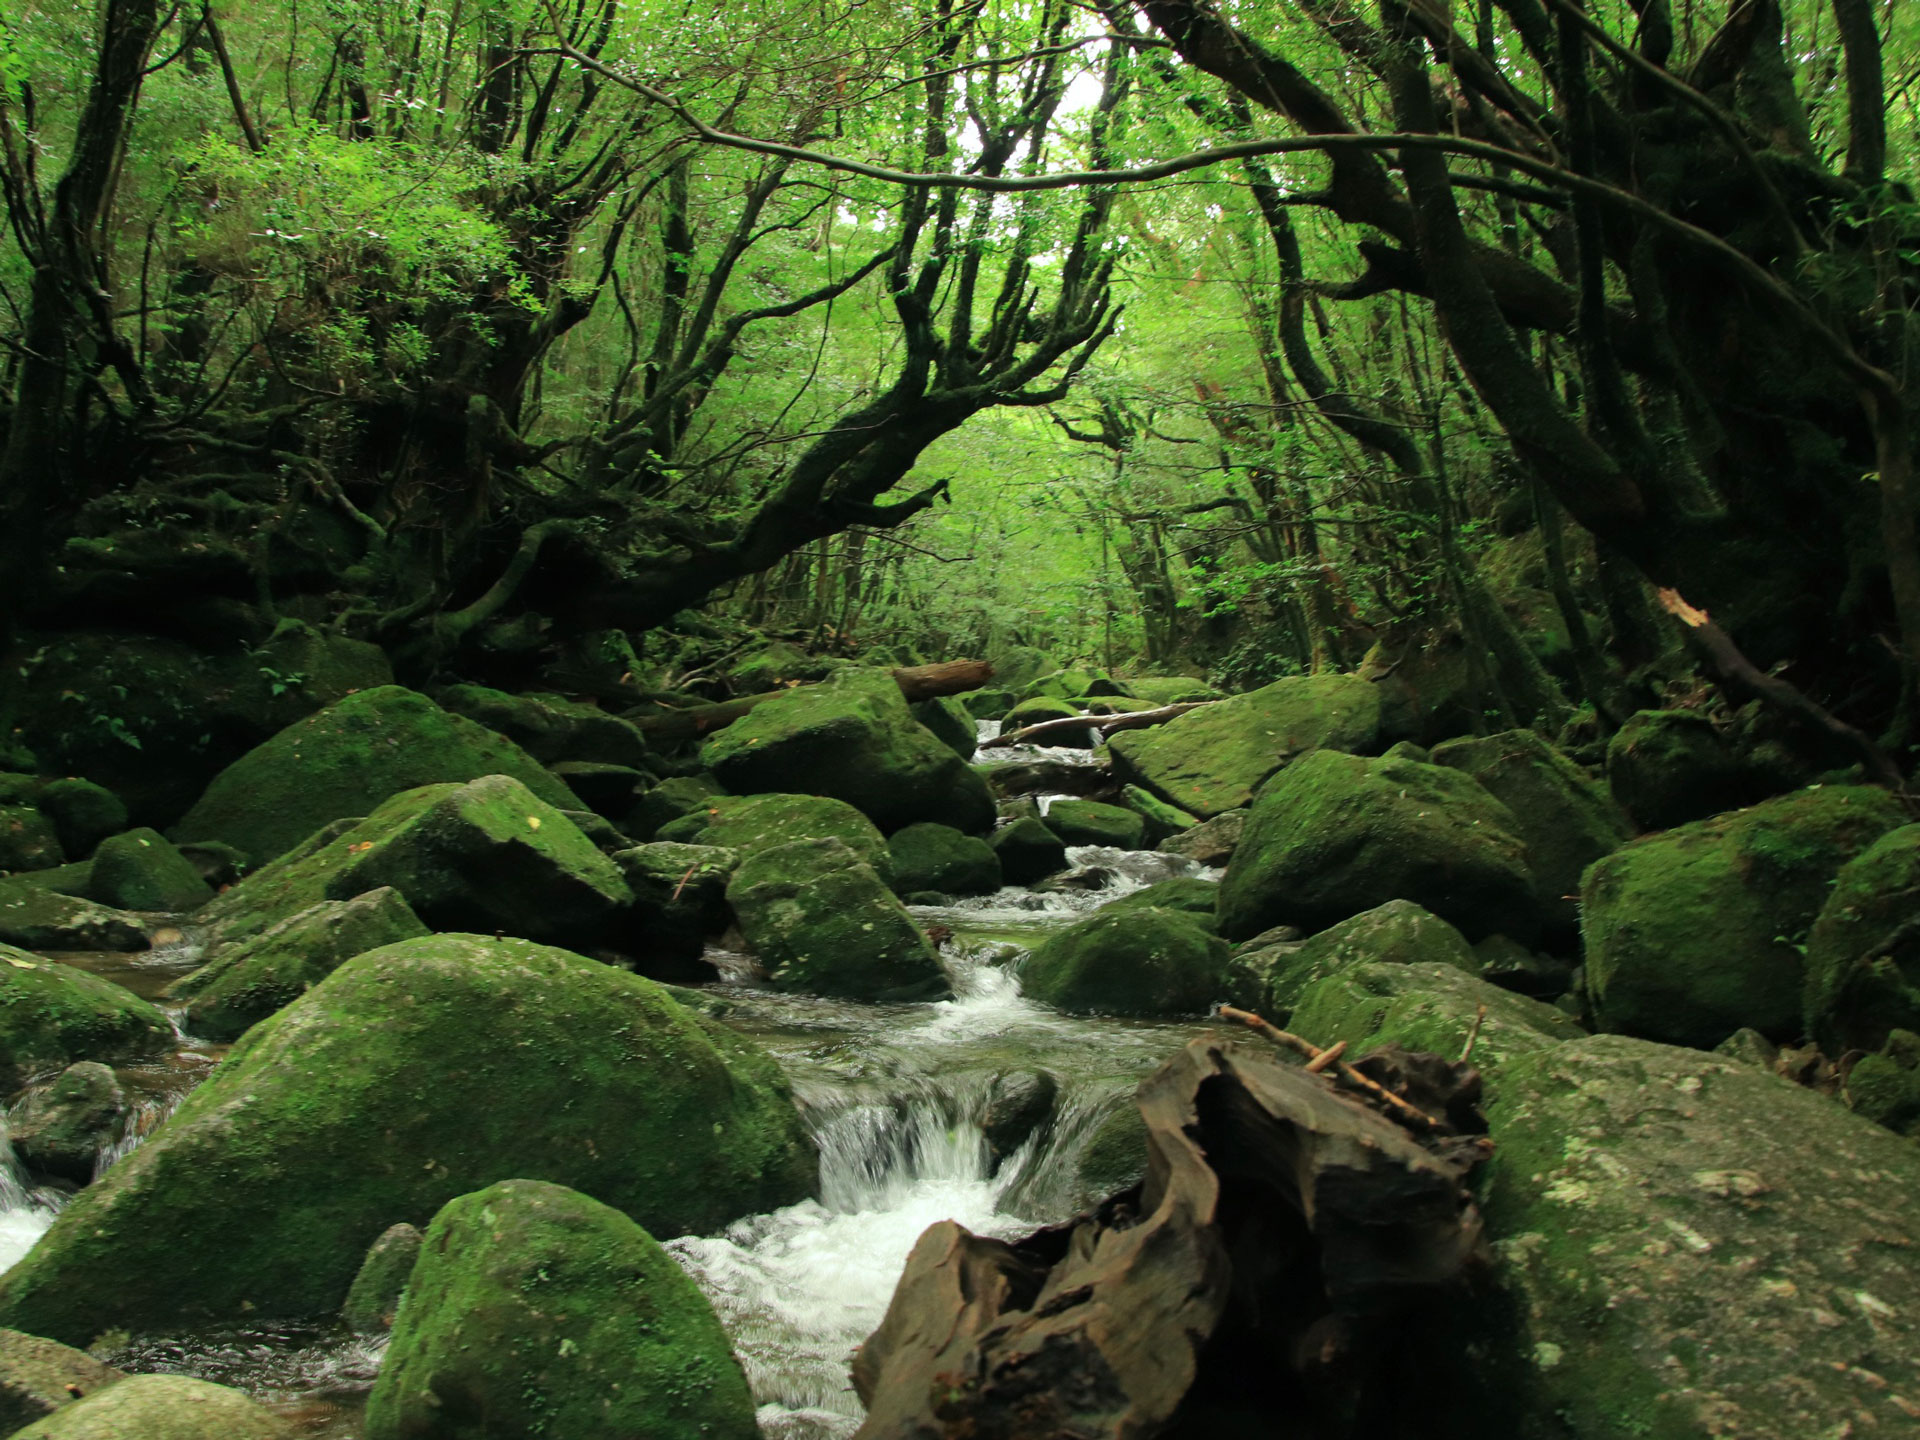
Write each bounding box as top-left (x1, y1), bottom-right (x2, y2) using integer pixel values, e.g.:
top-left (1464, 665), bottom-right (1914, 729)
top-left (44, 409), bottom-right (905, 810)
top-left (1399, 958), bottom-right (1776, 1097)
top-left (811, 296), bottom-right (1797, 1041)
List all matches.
top-left (0, 1326), bottom-right (126, 1434)
top-left (1120, 785), bottom-right (1197, 846)
top-left (341, 1222), bottom-right (423, 1333)
top-left (887, 823), bottom-right (1000, 897)
top-left (677, 792), bottom-right (892, 881)
top-left (1604, 709), bottom-right (1763, 831)
top-left (7, 1374), bottom-right (290, 1439)
top-left (1022, 907), bottom-right (1229, 1016)
top-left (171, 686), bottom-right (578, 868)
top-left (1254, 899), bottom-right (1480, 1018)
top-left (1218, 751), bottom-right (1538, 943)
top-left (989, 817), bottom-right (1067, 885)
top-left (87, 829), bottom-right (213, 913)
top-left (31, 780), bottom-right (126, 863)
top-left (1100, 877), bottom-right (1221, 931)
top-left (911, 695), bottom-right (978, 759)
top-left (0, 934), bottom-right (815, 1343)
top-left (0, 883), bottom-right (148, 953)
top-left (0, 808), bottom-right (63, 875)
top-left (436, 685), bottom-right (649, 768)
top-left (1844, 1053), bottom-right (1920, 1136)
top-left (1076, 1102), bottom-right (1148, 1194)
top-left (1108, 673), bottom-right (1382, 820)
top-left (0, 946), bottom-right (171, 1088)
top-left (1043, 800), bottom-right (1146, 850)
top-left (1582, 785), bottom-right (1904, 1048)
top-left (365, 1180), bottom-right (756, 1440)
top-left (702, 669), bottom-right (994, 833)
top-left (1802, 823), bottom-right (1920, 1053)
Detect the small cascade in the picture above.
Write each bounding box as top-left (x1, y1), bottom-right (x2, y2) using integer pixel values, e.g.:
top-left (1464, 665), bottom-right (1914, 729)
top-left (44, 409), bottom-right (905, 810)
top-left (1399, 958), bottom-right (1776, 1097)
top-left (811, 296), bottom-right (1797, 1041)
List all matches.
top-left (973, 718), bottom-right (1103, 767)
top-left (0, 1120), bottom-right (63, 1273)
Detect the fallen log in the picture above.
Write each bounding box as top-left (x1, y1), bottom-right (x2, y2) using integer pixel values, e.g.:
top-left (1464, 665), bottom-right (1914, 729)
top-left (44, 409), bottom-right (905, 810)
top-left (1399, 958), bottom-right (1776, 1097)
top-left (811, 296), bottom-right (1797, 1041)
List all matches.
top-left (980, 700), bottom-right (1209, 749)
top-left (632, 659), bottom-right (993, 743)
top-left (850, 1034), bottom-right (1490, 1440)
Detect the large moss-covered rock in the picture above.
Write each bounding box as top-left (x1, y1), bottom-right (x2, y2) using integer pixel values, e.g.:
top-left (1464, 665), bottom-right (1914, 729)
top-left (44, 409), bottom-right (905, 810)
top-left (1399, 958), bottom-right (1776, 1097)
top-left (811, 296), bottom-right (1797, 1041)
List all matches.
top-left (911, 696), bottom-right (978, 760)
top-left (1100, 877), bottom-right (1221, 931)
top-left (434, 685), bottom-right (649, 768)
top-left (1802, 823), bottom-right (1920, 1054)
top-left (31, 781), bottom-right (126, 862)
top-left (1252, 899), bottom-right (1480, 1018)
top-left (1120, 784), bottom-right (1196, 847)
top-left (702, 669), bottom-right (995, 833)
top-left (1475, 1035), bottom-right (1920, 1440)
top-left (987, 646), bottom-right (1059, 694)
top-left (0, 884), bottom-right (147, 953)
top-left (621, 773), bottom-right (725, 843)
top-left (608, 842), bottom-right (737, 976)
top-left (1429, 729), bottom-right (1628, 935)
top-left (727, 839), bottom-right (947, 1001)
top-left (989, 816), bottom-right (1068, 885)
top-left (341, 1222), bottom-right (423, 1334)
top-left (671, 791), bottom-right (891, 880)
top-left (1581, 785), bottom-right (1904, 1049)
top-left (887, 823), bottom-right (1000, 897)
top-left (86, 829), bottom-right (213, 913)
top-left (1159, 808), bottom-right (1245, 867)
top-left (364, 1180), bottom-right (757, 1440)
top-left (1108, 673), bottom-right (1382, 820)
top-left (1022, 907), bottom-right (1230, 1016)
top-left (1113, 677), bottom-right (1223, 705)
top-left (9, 1062), bottom-right (126, 1183)
top-left (171, 686), bottom-right (577, 868)
top-left (1604, 709), bottom-right (1767, 831)
top-left (7, 1374), bottom-right (289, 1440)
top-left (1218, 750), bottom-right (1538, 944)
top-left (0, 935), bottom-right (814, 1342)
top-left (169, 887), bottom-right (428, 1041)
top-left (1043, 800), bottom-right (1146, 850)
top-left (0, 808), bottom-right (62, 875)
top-left (0, 1328), bottom-right (125, 1434)
top-left (1291, 961), bottom-right (1582, 1084)
top-left (194, 775), bottom-right (631, 950)
top-left (0, 947), bottom-right (171, 1088)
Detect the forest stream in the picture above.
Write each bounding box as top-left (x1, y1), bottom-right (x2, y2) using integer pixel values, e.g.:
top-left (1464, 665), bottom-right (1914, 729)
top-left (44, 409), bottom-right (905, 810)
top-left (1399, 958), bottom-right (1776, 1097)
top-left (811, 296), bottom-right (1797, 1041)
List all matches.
top-left (0, 727), bottom-right (1217, 1440)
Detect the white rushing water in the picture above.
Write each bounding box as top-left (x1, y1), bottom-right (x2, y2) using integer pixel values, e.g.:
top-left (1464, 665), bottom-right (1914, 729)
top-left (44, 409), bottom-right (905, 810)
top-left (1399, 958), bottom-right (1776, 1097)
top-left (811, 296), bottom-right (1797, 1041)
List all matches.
top-left (0, 1123), bottom-right (62, 1272)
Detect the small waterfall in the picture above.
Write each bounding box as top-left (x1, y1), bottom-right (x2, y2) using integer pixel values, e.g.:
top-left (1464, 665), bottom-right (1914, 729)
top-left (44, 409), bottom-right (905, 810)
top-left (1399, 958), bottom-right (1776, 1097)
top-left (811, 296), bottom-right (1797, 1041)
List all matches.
top-left (0, 1120), bottom-right (64, 1273)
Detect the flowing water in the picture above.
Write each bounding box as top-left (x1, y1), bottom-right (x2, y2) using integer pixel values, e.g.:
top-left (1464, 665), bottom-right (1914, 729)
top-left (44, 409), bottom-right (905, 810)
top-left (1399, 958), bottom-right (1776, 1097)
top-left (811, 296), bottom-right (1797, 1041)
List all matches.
top-left (0, 726), bottom-right (1218, 1438)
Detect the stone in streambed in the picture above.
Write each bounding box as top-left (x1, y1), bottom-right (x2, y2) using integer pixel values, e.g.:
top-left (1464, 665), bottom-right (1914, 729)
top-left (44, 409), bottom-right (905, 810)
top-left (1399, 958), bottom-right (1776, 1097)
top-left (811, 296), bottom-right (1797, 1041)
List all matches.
top-left (1604, 708), bottom-right (1769, 831)
top-left (1043, 799), bottom-right (1145, 850)
top-left (1100, 877), bottom-right (1220, 931)
top-left (1120, 784), bottom-right (1196, 846)
top-left (341, 1222), bottom-right (424, 1334)
top-left (989, 816), bottom-right (1068, 885)
top-left (1021, 907), bottom-right (1229, 1017)
top-left (911, 695), bottom-right (978, 759)
top-left (702, 668), bottom-right (994, 833)
top-left (171, 685), bottom-right (577, 868)
top-left (30, 780), bottom-right (126, 863)
top-left (86, 828), bottom-right (214, 912)
top-left (433, 684), bottom-right (651, 768)
top-left (999, 696), bottom-right (1090, 747)
top-left (7, 1374), bottom-right (288, 1439)
top-left (9, 1062), bottom-right (126, 1184)
top-left (169, 887), bottom-right (428, 1041)
top-left (666, 791), bottom-right (891, 881)
top-left (363, 1180), bottom-right (756, 1440)
top-left (0, 884), bottom-right (148, 953)
top-left (0, 947), bottom-right (171, 1089)
top-left (0, 1328), bottom-right (125, 1434)
top-left (1157, 808), bottom-right (1245, 867)
top-left (0, 807), bottom-right (62, 875)
top-left (193, 774), bottom-right (630, 950)
top-left (1801, 823), bottom-right (1920, 1054)
top-left (727, 839), bottom-right (947, 1001)
top-left (887, 823), bottom-right (1000, 898)
top-left (1581, 783), bottom-right (1904, 1048)
top-left (0, 934), bottom-right (814, 1342)
top-left (607, 842), bottom-right (737, 979)
top-left (1248, 899), bottom-right (1480, 1019)
top-left (1218, 750), bottom-right (1539, 943)
top-left (981, 1071), bottom-right (1058, 1166)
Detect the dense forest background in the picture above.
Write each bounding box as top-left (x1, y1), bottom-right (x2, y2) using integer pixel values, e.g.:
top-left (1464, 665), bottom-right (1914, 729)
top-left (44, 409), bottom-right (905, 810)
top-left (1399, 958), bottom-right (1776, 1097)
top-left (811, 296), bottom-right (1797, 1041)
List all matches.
top-left (1, 0), bottom-right (1916, 783)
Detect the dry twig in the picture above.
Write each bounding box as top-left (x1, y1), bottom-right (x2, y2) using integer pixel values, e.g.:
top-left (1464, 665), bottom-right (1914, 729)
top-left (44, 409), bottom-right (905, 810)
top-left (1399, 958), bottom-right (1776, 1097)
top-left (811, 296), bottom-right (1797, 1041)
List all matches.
top-left (1216, 1005), bottom-right (1437, 1130)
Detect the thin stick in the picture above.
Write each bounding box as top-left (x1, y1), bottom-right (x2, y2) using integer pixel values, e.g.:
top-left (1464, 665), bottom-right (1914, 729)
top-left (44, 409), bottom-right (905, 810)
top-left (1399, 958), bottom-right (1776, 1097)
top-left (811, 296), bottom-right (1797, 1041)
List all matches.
top-left (1216, 1005), bottom-right (1437, 1131)
top-left (1459, 1004), bottom-right (1489, 1064)
top-left (1305, 1040), bottom-right (1347, 1073)
top-left (669, 866), bottom-right (698, 903)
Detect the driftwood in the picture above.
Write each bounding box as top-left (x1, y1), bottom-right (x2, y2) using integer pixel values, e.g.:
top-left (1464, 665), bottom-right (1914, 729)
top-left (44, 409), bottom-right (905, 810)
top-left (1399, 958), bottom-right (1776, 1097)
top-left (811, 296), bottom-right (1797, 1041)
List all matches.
top-left (850, 1035), bottom-right (1490, 1440)
top-left (981, 700), bottom-right (1211, 749)
top-left (631, 659), bottom-right (993, 743)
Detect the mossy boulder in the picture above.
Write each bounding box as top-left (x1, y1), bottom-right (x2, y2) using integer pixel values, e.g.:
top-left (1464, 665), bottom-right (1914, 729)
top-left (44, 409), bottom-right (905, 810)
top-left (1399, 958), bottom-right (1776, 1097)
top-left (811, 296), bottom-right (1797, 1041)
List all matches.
top-left (1120, 784), bottom-right (1196, 846)
top-left (434, 685), bottom-right (650, 768)
top-left (1429, 729), bottom-right (1629, 936)
top-left (702, 669), bottom-right (994, 833)
top-left (1218, 751), bottom-right (1539, 944)
top-left (1015, 668), bottom-right (1096, 703)
top-left (169, 887), bottom-right (429, 1042)
top-left (1291, 961), bottom-right (1582, 1085)
top-left (1113, 677), bottom-right (1224, 705)
top-left (1075, 1101), bottom-right (1149, 1195)
top-left (1100, 877), bottom-right (1221, 931)
top-left (621, 773), bottom-right (726, 843)
top-left (964, 689), bottom-right (1016, 721)
top-left (727, 642), bottom-right (841, 694)
top-left (887, 824), bottom-right (1001, 897)
top-left (0, 946), bottom-right (171, 1088)
top-left (1802, 823), bottom-right (1920, 1054)
top-left (1159, 809), bottom-right (1245, 867)
top-left (85, 829), bottom-right (213, 913)
top-left (1252, 899), bottom-right (1480, 1018)
top-left (194, 775), bottom-right (631, 950)
top-left (989, 817), bottom-right (1068, 885)
top-left (364, 1180), bottom-right (757, 1440)
top-left (341, 1222), bottom-right (423, 1334)
top-left (1844, 1049), bottom-right (1920, 1136)
top-left (1108, 673), bottom-right (1382, 820)
top-left (1581, 784), bottom-right (1905, 1049)
top-left (0, 934), bottom-right (814, 1342)
top-left (1475, 1035), bottom-right (1920, 1440)
top-left (987, 646), bottom-right (1059, 694)
top-left (727, 839), bottom-right (947, 1001)
top-left (0, 809), bottom-right (62, 875)
top-left (10, 1062), bottom-right (126, 1183)
top-left (1021, 907), bottom-right (1230, 1016)
top-left (1605, 709), bottom-right (1769, 831)
top-left (0, 884), bottom-right (147, 953)
top-left (0, 1328), bottom-right (125, 1434)
top-left (669, 792), bottom-right (891, 880)
top-left (7, 1374), bottom-right (289, 1439)
top-left (911, 696), bottom-right (978, 760)
top-left (31, 781), bottom-right (126, 861)
top-left (1043, 800), bottom-right (1146, 850)
top-left (171, 686), bottom-right (577, 868)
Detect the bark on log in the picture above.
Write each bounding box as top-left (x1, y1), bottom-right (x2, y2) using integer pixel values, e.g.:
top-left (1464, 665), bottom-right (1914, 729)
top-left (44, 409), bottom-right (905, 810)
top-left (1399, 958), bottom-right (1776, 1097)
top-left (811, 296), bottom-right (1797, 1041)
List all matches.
top-left (981, 700), bottom-right (1211, 749)
top-left (850, 1036), bottom-right (1490, 1440)
top-left (632, 659), bottom-right (993, 743)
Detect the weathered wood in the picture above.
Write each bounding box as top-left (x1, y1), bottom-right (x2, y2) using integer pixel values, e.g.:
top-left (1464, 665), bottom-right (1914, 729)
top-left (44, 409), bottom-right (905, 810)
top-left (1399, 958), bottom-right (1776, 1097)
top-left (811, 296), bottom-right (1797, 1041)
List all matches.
top-left (631, 659), bottom-right (994, 743)
top-left (980, 700), bottom-right (1209, 749)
